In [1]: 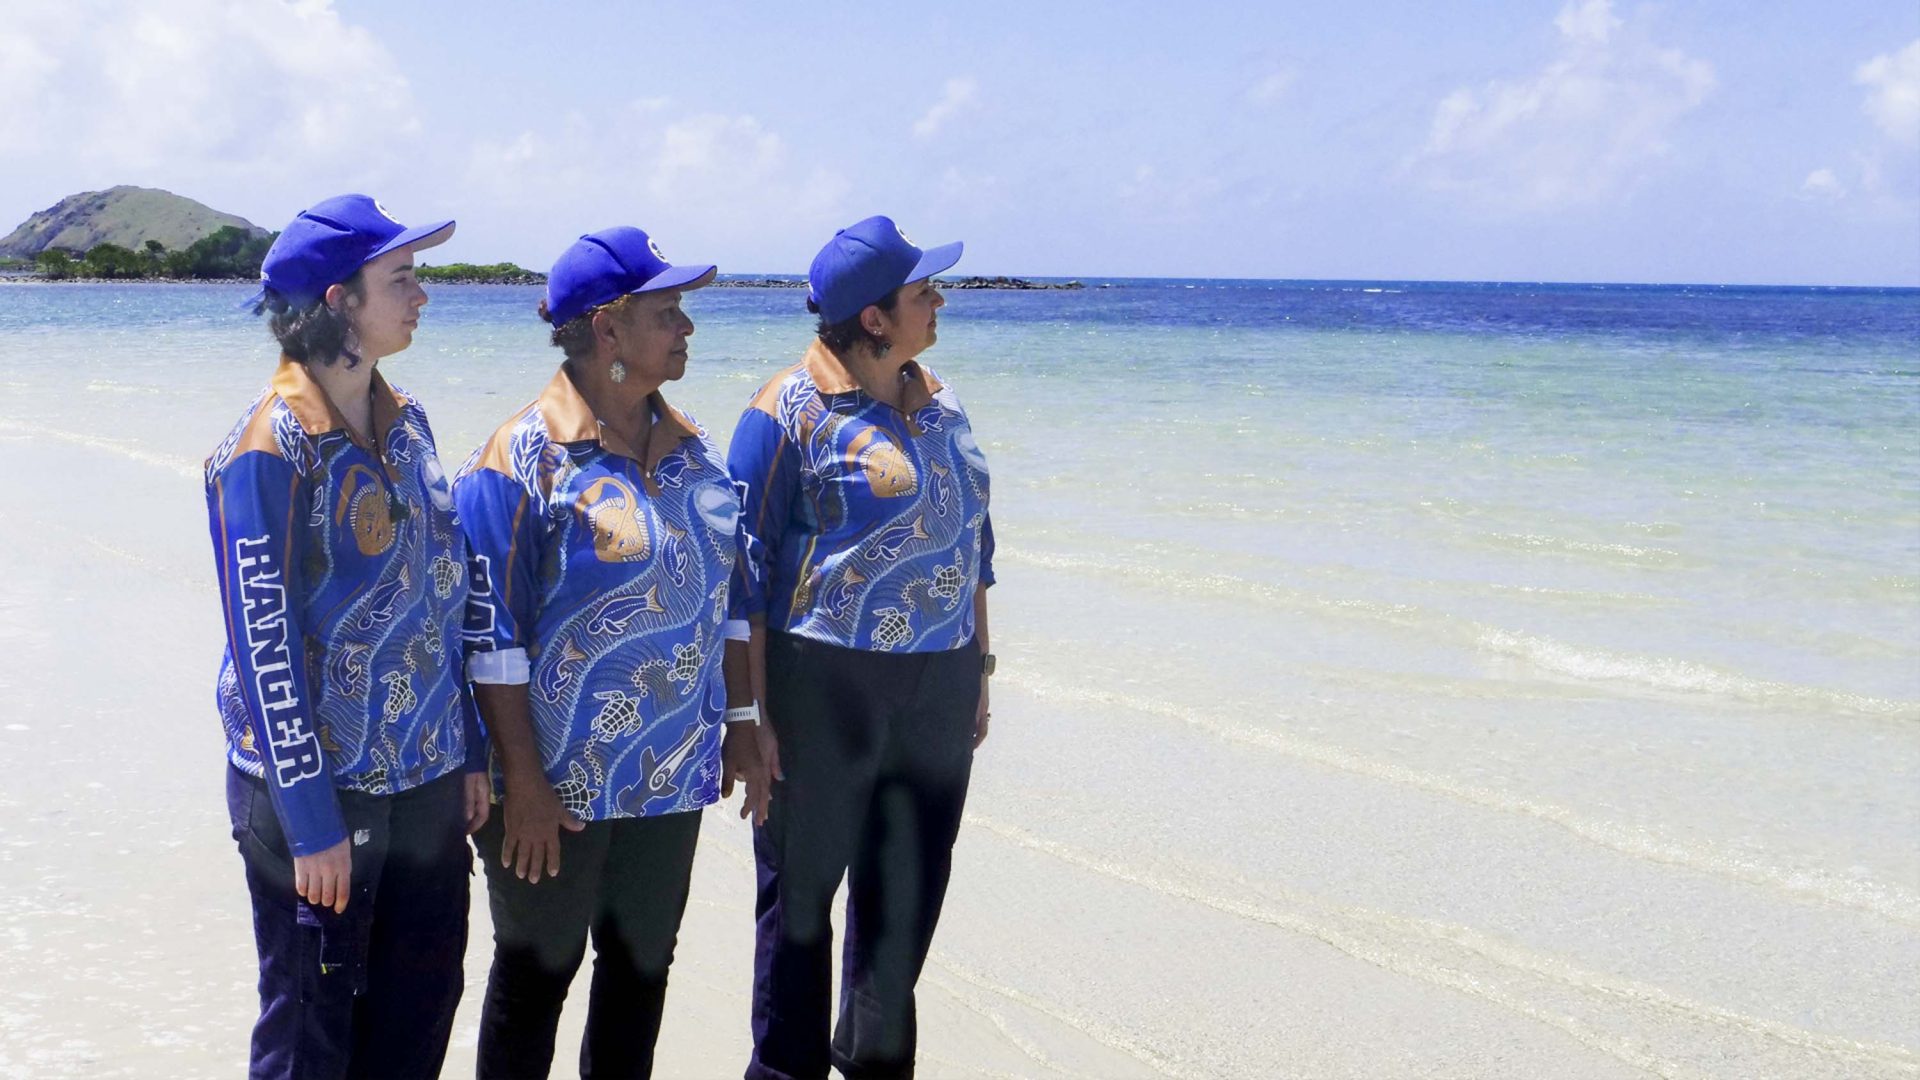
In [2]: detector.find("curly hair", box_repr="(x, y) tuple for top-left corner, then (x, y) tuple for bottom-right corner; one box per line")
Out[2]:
(538, 293), (642, 362)
(255, 272), (367, 367)
(810, 287), (900, 357)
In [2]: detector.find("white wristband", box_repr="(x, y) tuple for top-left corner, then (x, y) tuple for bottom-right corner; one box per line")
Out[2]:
(723, 701), (761, 726)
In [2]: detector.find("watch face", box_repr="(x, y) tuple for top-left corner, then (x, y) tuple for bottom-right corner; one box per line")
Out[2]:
(981, 653), (996, 676)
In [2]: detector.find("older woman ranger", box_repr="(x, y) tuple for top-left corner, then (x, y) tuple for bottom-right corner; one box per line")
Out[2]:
(455, 226), (770, 1078)
(730, 216), (996, 1079)
(205, 194), (489, 1079)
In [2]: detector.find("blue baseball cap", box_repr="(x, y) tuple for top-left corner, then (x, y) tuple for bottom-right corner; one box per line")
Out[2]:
(807, 216), (963, 324)
(544, 227), (718, 327)
(247, 194), (454, 308)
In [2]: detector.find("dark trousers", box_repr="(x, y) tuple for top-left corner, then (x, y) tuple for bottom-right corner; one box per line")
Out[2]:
(227, 765), (471, 1080)
(747, 633), (981, 1080)
(474, 807), (702, 1080)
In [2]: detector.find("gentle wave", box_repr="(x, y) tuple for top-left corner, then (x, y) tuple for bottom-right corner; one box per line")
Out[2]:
(1000, 671), (1920, 925)
(1479, 531), (1691, 568)
(1003, 549), (1920, 720)
(1476, 628), (1920, 718)
(0, 420), (199, 480)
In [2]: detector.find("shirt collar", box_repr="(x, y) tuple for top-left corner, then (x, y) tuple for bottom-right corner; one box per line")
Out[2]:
(270, 355), (407, 449)
(802, 339), (942, 414)
(535, 364), (696, 472)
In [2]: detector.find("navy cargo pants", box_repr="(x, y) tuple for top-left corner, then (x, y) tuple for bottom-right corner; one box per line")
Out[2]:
(227, 765), (471, 1080)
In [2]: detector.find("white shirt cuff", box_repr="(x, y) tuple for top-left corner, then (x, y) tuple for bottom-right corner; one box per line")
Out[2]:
(468, 647), (531, 685)
(721, 618), (751, 642)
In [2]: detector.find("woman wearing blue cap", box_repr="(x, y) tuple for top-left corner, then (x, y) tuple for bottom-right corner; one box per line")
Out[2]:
(205, 194), (488, 1078)
(454, 226), (769, 1078)
(730, 216), (995, 1079)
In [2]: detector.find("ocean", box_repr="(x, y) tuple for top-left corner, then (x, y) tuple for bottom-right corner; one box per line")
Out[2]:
(2, 278), (1917, 1076)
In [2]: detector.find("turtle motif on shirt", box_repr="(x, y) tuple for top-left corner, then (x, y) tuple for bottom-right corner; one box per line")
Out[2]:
(429, 554), (462, 599)
(554, 760), (599, 820)
(381, 668), (416, 725)
(928, 561), (965, 607)
(871, 607), (913, 651)
(667, 642), (700, 689)
(590, 690), (646, 743)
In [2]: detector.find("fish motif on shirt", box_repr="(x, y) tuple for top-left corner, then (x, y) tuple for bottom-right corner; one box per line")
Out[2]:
(821, 565), (868, 619)
(355, 567), (411, 630)
(536, 639), (590, 704)
(651, 449), (699, 490)
(585, 586), (665, 636)
(638, 720), (705, 801)
(577, 476), (650, 563)
(847, 427), (918, 498)
(864, 515), (930, 562)
(659, 523), (689, 588)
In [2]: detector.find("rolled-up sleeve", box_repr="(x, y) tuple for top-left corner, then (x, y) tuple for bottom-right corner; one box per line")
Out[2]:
(454, 466), (539, 686)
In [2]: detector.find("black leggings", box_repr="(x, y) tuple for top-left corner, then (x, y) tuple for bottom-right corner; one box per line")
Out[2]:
(748, 632), (981, 1080)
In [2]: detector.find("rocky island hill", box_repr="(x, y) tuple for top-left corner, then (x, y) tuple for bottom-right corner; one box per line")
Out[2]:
(0, 187), (1083, 291)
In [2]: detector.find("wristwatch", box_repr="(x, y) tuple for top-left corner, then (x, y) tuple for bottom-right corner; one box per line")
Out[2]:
(980, 653), (996, 677)
(723, 701), (762, 726)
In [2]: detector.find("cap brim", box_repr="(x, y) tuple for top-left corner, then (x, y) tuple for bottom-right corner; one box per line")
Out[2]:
(906, 240), (963, 284)
(367, 219), (457, 264)
(639, 263), (718, 293)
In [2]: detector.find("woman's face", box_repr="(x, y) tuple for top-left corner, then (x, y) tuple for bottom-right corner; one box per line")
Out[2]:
(609, 289), (696, 386)
(341, 247), (429, 360)
(875, 278), (945, 361)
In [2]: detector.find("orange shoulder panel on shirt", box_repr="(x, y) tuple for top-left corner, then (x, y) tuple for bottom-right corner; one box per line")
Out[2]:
(473, 403), (538, 477)
(749, 361), (808, 417)
(230, 391), (291, 460)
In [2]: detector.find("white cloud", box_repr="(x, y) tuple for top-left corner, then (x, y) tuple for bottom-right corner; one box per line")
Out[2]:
(1856, 39), (1920, 145)
(912, 78), (979, 140)
(1800, 168), (1846, 201)
(0, 0), (418, 199)
(464, 104), (849, 267)
(1246, 71), (1296, 108)
(1409, 0), (1714, 209)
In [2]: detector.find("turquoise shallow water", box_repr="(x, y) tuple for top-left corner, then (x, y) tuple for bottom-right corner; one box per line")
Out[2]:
(5, 279), (1913, 702)
(3, 280), (1920, 1075)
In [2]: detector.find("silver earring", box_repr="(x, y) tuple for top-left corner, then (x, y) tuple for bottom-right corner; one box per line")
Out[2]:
(609, 360), (627, 383)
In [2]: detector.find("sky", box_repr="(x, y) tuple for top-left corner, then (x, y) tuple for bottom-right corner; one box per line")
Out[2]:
(1, 0), (1916, 285)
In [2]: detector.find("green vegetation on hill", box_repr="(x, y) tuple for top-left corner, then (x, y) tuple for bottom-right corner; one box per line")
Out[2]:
(33, 226), (276, 280)
(416, 262), (544, 283)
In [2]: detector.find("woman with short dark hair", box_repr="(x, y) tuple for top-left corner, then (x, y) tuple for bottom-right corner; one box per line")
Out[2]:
(206, 194), (489, 1078)
(730, 215), (996, 1079)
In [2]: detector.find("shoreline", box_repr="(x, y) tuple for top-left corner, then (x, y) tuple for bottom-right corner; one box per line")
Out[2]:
(0, 274), (1088, 289)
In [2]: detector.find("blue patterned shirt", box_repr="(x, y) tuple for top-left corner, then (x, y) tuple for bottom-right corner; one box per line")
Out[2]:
(205, 359), (477, 857)
(729, 340), (994, 652)
(454, 368), (743, 821)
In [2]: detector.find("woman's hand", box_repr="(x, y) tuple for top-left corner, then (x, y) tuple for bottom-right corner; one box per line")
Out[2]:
(721, 722), (773, 825)
(293, 837), (353, 914)
(463, 771), (492, 834)
(500, 772), (585, 884)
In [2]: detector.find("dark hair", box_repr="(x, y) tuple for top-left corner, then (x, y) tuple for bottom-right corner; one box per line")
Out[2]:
(256, 272), (366, 367)
(538, 293), (639, 363)
(809, 287), (899, 356)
